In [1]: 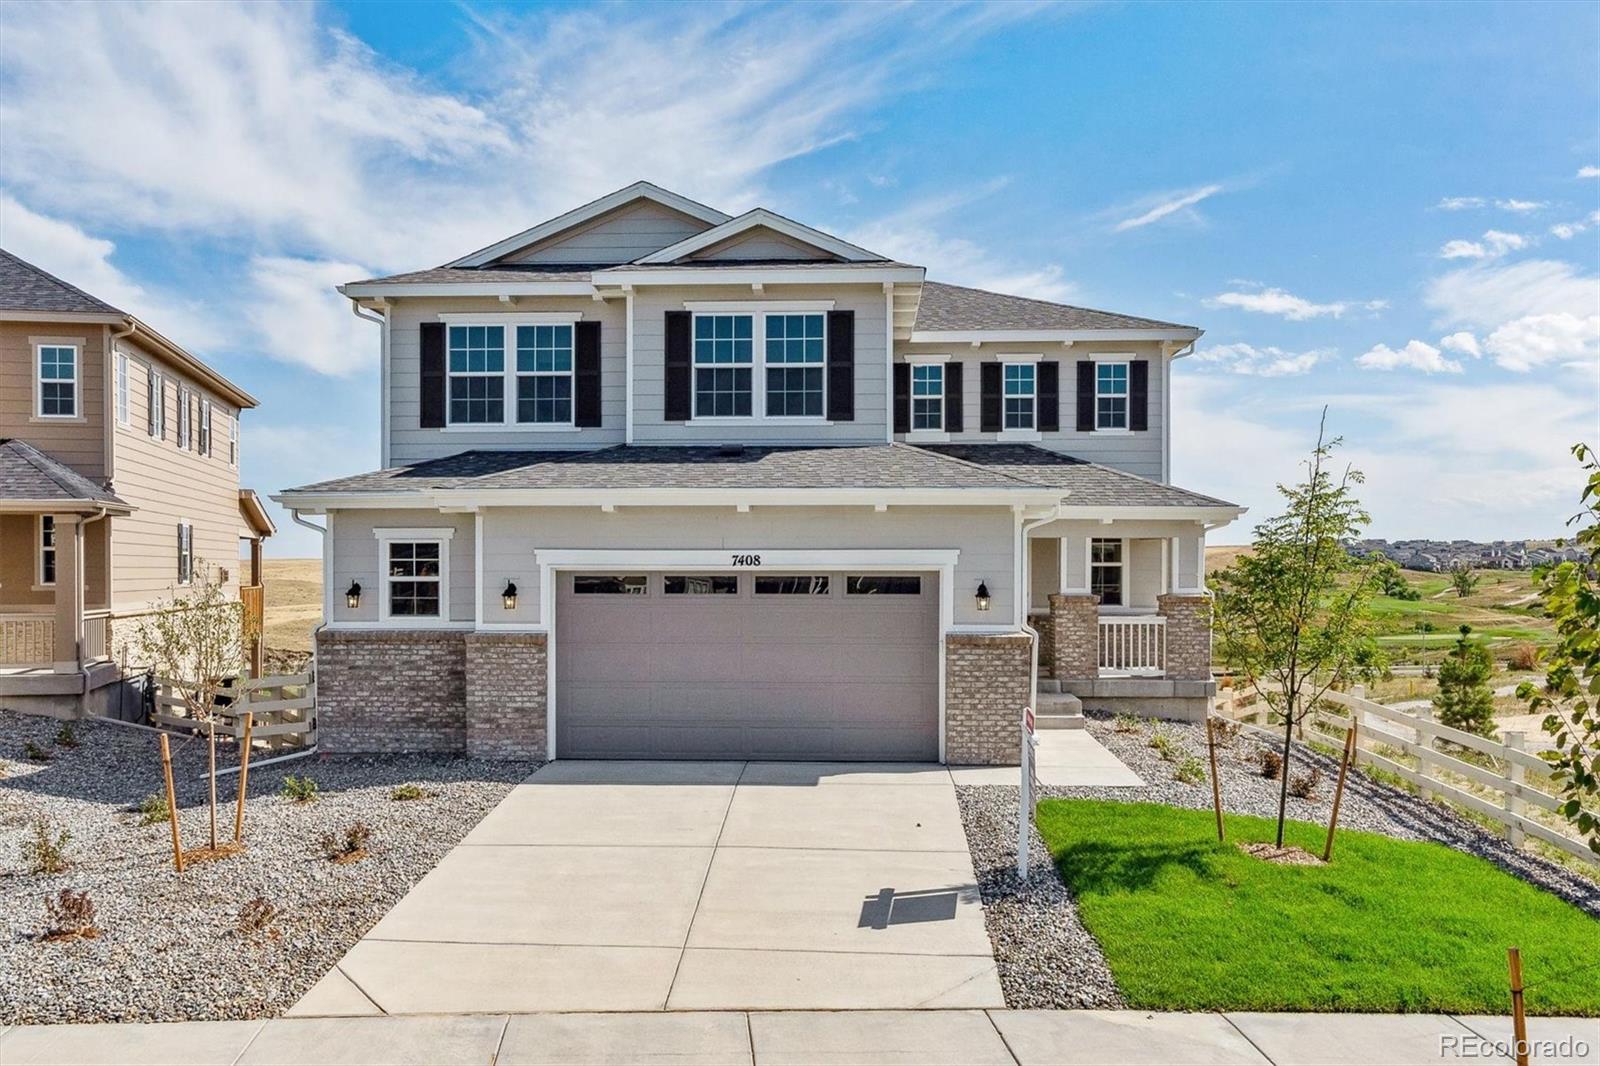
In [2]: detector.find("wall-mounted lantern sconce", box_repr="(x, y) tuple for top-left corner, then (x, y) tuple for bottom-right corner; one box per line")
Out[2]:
(975, 581), (992, 612)
(345, 581), (362, 609)
(502, 580), (518, 610)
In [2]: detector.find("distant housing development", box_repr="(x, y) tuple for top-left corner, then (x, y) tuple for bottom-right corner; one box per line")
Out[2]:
(1350, 538), (1586, 572)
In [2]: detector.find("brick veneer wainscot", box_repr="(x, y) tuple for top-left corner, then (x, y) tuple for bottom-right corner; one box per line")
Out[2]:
(315, 629), (466, 753)
(1047, 593), (1099, 680)
(1030, 611), (1056, 677)
(464, 631), (548, 759)
(1157, 593), (1212, 680)
(944, 632), (1033, 765)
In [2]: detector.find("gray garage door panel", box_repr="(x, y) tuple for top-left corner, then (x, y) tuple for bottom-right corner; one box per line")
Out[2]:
(556, 572), (939, 760)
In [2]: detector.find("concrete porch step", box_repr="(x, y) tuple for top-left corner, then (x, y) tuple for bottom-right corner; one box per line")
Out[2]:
(1035, 691), (1085, 729)
(1036, 713), (1086, 730)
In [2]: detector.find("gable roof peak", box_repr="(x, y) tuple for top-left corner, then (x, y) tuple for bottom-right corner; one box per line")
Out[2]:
(632, 206), (886, 265)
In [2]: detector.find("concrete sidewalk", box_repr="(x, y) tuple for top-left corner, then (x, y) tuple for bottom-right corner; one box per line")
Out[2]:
(3, 1009), (1596, 1065)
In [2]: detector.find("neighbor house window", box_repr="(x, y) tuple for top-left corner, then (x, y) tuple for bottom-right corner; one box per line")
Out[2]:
(177, 385), (192, 449)
(515, 324), (573, 424)
(1096, 362), (1130, 430)
(573, 574), (647, 595)
(693, 313), (753, 417)
(1003, 363), (1035, 430)
(847, 575), (922, 595)
(385, 541), (442, 617)
(36, 344), (78, 417)
(448, 325), (506, 424)
(229, 413), (239, 466)
(147, 369), (165, 439)
(755, 575), (830, 595)
(38, 516), (56, 586)
(911, 364), (944, 430)
(764, 313), (824, 417)
(664, 575), (738, 594)
(198, 399), (213, 456)
(1091, 538), (1123, 606)
(177, 522), (194, 585)
(116, 353), (130, 426)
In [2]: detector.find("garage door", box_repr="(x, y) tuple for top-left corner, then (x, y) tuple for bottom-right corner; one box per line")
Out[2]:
(555, 571), (939, 760)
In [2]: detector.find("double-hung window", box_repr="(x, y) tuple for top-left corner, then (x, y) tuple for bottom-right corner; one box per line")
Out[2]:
(385, 541), (443, 617)
(36, 344), (78, 418)
(177, 522), (194, 585)
(147, 369), (165, 439)
(912, 364), (944, 430)
(1003, 363), (1036, 430)
(1095, 362), (1130, 430)
(229, 413), (239, 465)
(448, 325), (506, 424)
(693, 314), (753, 417)
(764, 313), (825, 417)
(198, 399), (213, 456)
(1091, 538), (1124, 607)
(515, 324), (573, 424)
(116, 353), (130, 426)
(38, 516), (56, 586)
(177, 385), (193, 449)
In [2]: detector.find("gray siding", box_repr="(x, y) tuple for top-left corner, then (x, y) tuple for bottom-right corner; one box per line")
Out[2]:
(894, 340), (1169, 481)
(327, 509), (477, 626)
(631, 284), (889, 445)
(501, 200), (712, 265)
(688, 227), (833, 261)
(387, 296), (627, 464)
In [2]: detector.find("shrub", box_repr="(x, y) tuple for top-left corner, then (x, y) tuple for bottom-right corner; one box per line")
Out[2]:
(281, 775), (319, 804)
(1507, 643), (1538, 672)
(137, 794), (170, 826)
(1210, 718), (1241, 747)
(1258, 748), (1283, 780)
(42, 889), (98, 940)
(23, 740), (51, 763)
(22, 817), (71, 875)
(1174, 756), (1207, 785)
(1289, 766), (1323, 799)
(53, 723), (79, 749)
(237, 895), (280, 937)
(389, 784), (427, 802)
(1148, 730), (1181, 762)
(1113, 713), (1143, 734)
(320, 822), (372, 863)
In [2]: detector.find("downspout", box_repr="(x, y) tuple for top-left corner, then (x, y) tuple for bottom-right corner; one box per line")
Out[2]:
(1019, 501), (1067, 716)
(291, 508), (330, 645)
(349, 299), (388, 467)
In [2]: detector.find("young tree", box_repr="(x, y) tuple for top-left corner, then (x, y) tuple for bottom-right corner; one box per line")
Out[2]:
(1214, 414), (1384, 847)
(1434, 624), (1496, 737)
(1519, 444), (1600, 854)
(1449, 562), (1480, 598)
(1369, 554), (1421, 600)
(129, 560), (251, 852)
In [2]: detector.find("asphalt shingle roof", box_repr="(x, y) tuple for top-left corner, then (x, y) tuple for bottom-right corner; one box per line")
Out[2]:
(912, 280), (1194, 332)
(0, 440), (129, 508)
(283, 443), (1236, 510)
(0, 249), (124, 315)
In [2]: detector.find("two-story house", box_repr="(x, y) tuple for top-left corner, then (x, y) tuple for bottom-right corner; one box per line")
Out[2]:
(275, 182), (1242, 765)
(0, 249), (274, 717)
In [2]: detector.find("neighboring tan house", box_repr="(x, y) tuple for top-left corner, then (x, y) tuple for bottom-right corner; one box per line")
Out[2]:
(276, 182), (1243, 765)
(0, 249), (274, 716)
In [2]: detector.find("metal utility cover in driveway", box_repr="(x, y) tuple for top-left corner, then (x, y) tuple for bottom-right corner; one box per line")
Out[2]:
(555, 571), (939, 760)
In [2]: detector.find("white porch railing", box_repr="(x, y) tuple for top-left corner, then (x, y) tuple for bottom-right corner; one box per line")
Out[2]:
(1098, 615), (1166, 677)
(84, 610), (111, 663)
(0, 614), (54, 667)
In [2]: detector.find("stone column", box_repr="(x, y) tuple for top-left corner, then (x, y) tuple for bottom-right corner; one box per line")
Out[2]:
(51, 514), (83, 673)
(1047, 593), (1099, 681)
(944, 632), (1033, 765)
(1158, 593), (1212, 680)
(464, 631), (548, 760)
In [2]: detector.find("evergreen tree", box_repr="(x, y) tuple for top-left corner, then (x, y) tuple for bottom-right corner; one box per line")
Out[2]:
(1434, 624), (1496, 736)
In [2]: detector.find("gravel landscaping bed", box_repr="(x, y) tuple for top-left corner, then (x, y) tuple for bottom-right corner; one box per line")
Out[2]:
(0, 712), (535, 1025)
(957, 709), (1600, 1010)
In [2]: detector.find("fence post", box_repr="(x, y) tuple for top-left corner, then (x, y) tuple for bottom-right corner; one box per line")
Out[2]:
(1504, 731), (1526, 850)
(1413, 703), (1436, 803)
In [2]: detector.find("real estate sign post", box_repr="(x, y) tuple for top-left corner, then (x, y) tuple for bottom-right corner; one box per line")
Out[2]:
(1018, 705), (1037, 879)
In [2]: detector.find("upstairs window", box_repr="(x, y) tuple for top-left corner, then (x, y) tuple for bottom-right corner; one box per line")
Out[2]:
(198, 399), (213, 456)
(448, 325), (506, 424)
(147, 369), (166, 439)
(116, 353), (130, 426)
(911, 364), (944, 430)
(36, 344), (77, 418)
(39, 516), (56, 586)
(1091, 538), (1123, 606)
(764, 313), (824, 417)
(229, 412), (239, 465)
(693, 314), (753, 417)
(1095, 362), (1129, 430)
(177, 522), (194, 585)
(177, 385), (193, 449)
(1003, 363), (1036, 430)
(515, 324), (573, 425)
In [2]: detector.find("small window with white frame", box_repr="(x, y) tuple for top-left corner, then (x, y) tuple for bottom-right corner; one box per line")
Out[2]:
(1090, 538), (1123, 606)
(911, 363), (944, 430)
(198, 399), (212, 456)
(177, 522), (194, 585)
(1095, 361), (1130, 430)
(448, 325), (506, 424)
(38, 516), (56, 586)
(116, 352), (130, 426)
(36, 343), (78, 418)
(1003, 363), (1035, 430)
(376, 531), (452, 620)
(177, 385), (192, 449)
(515, 324), (573, 424)
(147, 368), (165, 439)
(693, 313), (754, 417)
(229, 411), (239, 466)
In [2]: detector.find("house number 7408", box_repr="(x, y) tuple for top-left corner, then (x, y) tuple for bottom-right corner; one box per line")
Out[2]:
(730, 554), (762, 567)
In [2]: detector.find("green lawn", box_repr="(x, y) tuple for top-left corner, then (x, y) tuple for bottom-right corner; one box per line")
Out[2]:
(1037, 800), (1600, 1015)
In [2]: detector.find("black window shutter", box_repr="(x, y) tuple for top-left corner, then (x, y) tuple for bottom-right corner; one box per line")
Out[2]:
(664, 311), (692, 422)
(574, 321), (602, 427)
(1037, 360), (1060, 432)
(1075, 360), (1095, 432)
(827, 310), (854, 421)
(943, 362), (963, 433)
(980, 362), (1002, 433)
(1130, 360), (1150, 431)
(420, 322), (446, 429)
(892, 363), (910, 434)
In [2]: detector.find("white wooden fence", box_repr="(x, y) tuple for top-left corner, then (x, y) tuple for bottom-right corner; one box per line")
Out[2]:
(153, 672), (316, 751)
(1098, 616), (1166, 677)
(1217, 686), (1598, 868)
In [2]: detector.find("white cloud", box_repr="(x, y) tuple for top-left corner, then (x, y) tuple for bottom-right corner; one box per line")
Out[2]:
(1426, 259), (1600, 373)
(1191, 342), (1327, 377)
(242, 256), (379, 376)
(1207, 287), (1347, 320)
(1549, 209), (1600, 240)
(1496, 199), (1547, 213)
(1482, 312), (1600, 373)
(1355, 340), (1462, 374)
(1438, 229), (1528, 260)
(1437, 196), (1486, 210)
(1112, 183), (1224, 232)
(1439, 331), (1482, 358)
(1580, 166), (1600, 179)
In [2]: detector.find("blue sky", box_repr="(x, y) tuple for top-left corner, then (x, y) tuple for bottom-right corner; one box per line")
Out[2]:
(1, 0), (1596, 556)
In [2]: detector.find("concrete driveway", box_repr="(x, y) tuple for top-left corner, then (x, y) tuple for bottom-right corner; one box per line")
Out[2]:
(293, 761), (1003, 1015)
